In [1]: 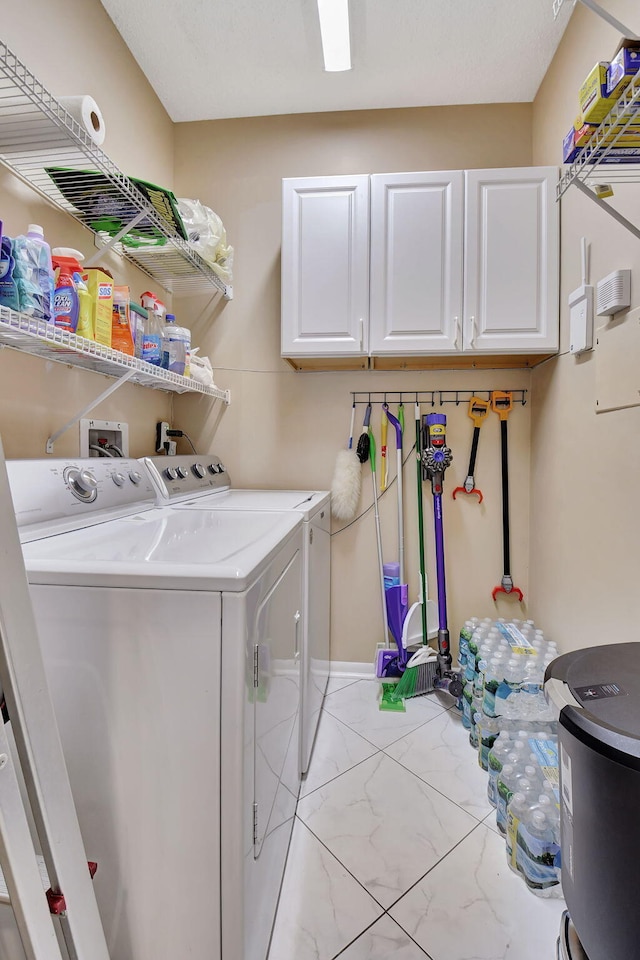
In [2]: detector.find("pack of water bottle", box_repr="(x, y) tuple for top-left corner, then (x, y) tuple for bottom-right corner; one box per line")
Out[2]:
(457, 617), (562, 898)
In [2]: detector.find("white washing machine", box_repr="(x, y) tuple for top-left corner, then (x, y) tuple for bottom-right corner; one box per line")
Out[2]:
(5, 457), (304, 960)
(143, 454), (330, 776)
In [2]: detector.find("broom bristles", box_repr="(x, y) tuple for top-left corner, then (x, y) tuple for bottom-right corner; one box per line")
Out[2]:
(391, 660), (437, 701)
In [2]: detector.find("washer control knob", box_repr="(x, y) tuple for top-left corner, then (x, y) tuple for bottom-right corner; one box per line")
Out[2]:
(129, 471), (142, 485)
(112, 472), (126, 487)
(218, 463), (226, 474)
(66, 467), (98, 502)
(207, 463), (217, 475)
(164, 467), (178, 481)
(176, 466), (189, 479)
(192, 463), (206, 479)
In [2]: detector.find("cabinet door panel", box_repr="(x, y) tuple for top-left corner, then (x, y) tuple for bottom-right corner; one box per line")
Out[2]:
(282, 176), (369, 356)
(464, 167), (559, 353)
(370, 172), (463, 354)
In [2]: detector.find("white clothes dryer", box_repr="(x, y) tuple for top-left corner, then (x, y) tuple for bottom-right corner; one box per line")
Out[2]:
(6, 457), (303, 960)
(143, 454), (330, 775)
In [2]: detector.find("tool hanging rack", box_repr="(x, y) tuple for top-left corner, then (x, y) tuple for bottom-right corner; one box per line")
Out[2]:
(351, 390), (527, 407)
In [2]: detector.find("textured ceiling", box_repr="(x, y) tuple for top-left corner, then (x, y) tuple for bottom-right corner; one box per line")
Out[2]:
(100, 0), (571, 122)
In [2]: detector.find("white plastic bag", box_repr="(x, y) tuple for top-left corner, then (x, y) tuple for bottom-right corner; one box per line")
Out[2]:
(177, 198), (234, 283)
(189, 348), (215, 388)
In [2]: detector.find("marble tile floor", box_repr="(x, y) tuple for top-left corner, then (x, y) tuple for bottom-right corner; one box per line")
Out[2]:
(268, 679), (564, 960)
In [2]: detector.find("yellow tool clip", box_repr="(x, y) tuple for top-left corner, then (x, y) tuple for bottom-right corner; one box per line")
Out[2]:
(491, 390), (513, 421)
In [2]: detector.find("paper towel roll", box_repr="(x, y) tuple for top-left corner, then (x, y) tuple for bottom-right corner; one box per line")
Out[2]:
(58, 95), (106, 147)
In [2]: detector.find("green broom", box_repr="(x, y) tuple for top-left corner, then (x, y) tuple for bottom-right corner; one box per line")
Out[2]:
(390, 402), (437, 701)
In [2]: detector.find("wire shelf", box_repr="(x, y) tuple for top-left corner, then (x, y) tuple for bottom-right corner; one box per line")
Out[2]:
(0, 306), (230, 403)
(558, 71), (640, 198)
(0, 41), (232, 299)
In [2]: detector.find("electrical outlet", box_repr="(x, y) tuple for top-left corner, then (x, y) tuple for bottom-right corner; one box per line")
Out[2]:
(156, 421), (170, 453)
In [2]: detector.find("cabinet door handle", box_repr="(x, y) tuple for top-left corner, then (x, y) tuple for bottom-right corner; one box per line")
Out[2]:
(359, 318), (364, 350)
(469, 315), (477, 349)
(453, 316), (460, 351)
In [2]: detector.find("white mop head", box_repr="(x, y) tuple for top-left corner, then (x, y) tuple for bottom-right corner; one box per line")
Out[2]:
(331, 449), (361, 520)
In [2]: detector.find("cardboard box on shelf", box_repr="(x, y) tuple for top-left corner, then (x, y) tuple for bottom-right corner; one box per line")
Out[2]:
(606, 41), (640, 98)
(574, 119), (595, 146)
(83, 269), (113, 349)
(580, 61), (619, 124)
(590, 147), (640, 164)
(563, 128), (579, 163)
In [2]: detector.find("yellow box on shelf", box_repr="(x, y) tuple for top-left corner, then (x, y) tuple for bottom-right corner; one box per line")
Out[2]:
(83, 269), (113, 349)
(580, 62), (619, 124)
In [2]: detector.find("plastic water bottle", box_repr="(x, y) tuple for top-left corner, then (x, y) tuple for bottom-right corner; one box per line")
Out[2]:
(506, 786), (539, 873)
(477, 713), (501, 771)
(482, 654), (506, 718)
(461, 680), (473, 730)
(469, 697), (483, 750)
(516, 806), (562, 897)
(487, 732), (512, 807)
(162, 313), (191, 377)
(496, 759), (539, 835)
(457, 620), (475, 669)
(465, 632), (480, 683)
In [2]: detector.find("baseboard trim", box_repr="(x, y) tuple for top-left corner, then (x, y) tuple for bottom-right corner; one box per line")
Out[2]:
(329, 661), (376, 681)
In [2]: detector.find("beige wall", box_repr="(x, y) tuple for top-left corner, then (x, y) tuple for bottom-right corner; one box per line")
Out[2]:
(174, 105), (536, 662)
(0, 0), (176, 459)
(531, 0), (640, 650)
(1, 3), (575, 664)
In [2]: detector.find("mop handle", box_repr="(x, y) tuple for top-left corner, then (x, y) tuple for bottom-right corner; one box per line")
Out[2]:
(385, 407), (404, 584)
(433, 492), (448, 632)
(415, 403), (428, 645)
(500, 419), (510, 576)
(347, 401), (356, 449)
(369, 430), (389, 644)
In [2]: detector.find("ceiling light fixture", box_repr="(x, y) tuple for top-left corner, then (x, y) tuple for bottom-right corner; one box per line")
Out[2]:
(317, 0), (352, 72)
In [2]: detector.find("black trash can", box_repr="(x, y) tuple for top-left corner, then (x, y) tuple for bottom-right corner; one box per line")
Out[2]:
(545, 642), (640, 960)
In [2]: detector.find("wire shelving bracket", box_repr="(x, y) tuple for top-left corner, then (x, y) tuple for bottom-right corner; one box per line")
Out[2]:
(552, 0), (638, 39)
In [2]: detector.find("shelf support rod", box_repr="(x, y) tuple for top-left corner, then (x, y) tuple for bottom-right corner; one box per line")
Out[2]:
(553, 0), (638, 38)
(46, 370), (137, 454)
(573, 179), (640, 241)
(84, 210), (149, 268)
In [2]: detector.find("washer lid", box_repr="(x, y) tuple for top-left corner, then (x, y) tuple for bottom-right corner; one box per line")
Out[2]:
(175, 489), (330, 520)
(21, 507), (302, 591)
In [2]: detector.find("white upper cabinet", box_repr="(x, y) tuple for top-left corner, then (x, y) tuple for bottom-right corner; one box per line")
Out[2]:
(281, 167), (559, 363)
(369, 172), (464, 354)
(281, 176), (370, 357)
(464, 167), (559, 353)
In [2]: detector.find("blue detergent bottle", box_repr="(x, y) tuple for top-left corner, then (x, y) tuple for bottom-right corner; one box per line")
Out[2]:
(0, 221), (21, 312)
(14, 224), (54, 321)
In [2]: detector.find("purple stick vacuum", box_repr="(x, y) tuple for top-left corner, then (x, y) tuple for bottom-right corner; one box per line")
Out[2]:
(422, 414), (462, 697)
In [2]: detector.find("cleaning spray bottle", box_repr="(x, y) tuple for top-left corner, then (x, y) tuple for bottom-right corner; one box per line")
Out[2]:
(112, 286), (135, 356)
(140, 291), (163, 366)
(51, 248), (85, 333)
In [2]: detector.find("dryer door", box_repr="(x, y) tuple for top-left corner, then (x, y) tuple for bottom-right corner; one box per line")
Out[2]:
(253, 547), (302, 856)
